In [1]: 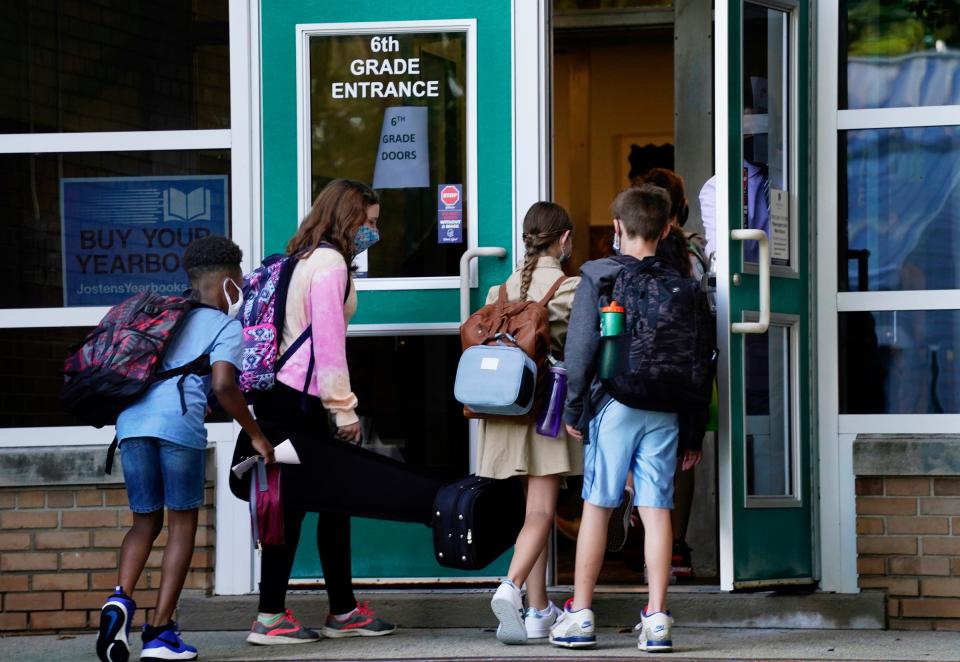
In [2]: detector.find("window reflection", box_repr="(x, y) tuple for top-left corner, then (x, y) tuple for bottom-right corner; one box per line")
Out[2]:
(745, 326), (794, 497)
(0, 150), (231, 309)
(840, 126), (960, 292)
(742, 3), (789, 266)
(842, 1), (960, 109)
(840, 310), (960, 414)
(0, 0), (230, 132)
(309, 31), (467, 279)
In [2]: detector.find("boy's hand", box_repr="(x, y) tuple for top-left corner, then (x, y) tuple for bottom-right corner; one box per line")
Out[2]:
(565, 423), (584, 441)
(681, 449), (703, 471)
(251, 435), (275, 464)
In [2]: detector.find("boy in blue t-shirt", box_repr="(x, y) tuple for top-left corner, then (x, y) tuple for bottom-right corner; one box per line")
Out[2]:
(97, 236), (275, 662)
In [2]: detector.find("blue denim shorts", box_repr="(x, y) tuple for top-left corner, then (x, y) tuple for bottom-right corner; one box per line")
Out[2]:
(582, 400), (678, 509)
(119, 437), (206, 512)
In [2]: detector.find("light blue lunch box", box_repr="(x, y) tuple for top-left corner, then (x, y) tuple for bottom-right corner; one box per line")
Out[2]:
(454, 344), (537, 416)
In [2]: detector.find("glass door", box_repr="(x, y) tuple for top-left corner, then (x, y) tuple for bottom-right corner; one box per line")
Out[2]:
(259, 0), (523, 581)
(716, 0), (815, 589)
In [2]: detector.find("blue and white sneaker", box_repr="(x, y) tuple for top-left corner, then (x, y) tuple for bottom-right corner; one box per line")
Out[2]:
(140, 622), (198, 661)
(549, 598), (596, 649)
(636, 609), (673, 653)
(96, 586), (136, 662)
(524, 601), (561, 639)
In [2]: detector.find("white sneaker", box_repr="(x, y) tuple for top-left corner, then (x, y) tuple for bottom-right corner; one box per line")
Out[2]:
(549, 600), (596, 649)
(637, 609), (674, 652)
(524, 601), (561, 639)
(490, 580), (526, 645)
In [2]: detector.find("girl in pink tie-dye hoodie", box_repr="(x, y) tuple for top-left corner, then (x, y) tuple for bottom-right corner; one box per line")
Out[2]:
(245, 180), (407, 646)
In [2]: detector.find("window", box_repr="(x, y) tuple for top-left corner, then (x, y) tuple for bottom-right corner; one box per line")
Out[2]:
(0, 0), (247, 433)
(840, 309), (960, 414)
(841, 0), (960, 109)
(0, 0), (229, 133)
(742, 2), (793, 269)
(0, 150), (231, 309)
(840, 126), (960, 292)
(304, 24), (474, 281)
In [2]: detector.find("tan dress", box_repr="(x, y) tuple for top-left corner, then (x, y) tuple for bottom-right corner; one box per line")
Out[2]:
(475, 256), (584, 479)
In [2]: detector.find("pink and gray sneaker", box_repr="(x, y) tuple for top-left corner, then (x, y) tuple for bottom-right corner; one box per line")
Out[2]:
(246, 609), (321, 645)
(321, 602), (396, 638)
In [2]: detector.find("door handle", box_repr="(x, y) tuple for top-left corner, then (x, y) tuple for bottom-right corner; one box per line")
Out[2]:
(459, 247), (507, 323)
(730, 229), (770, 334)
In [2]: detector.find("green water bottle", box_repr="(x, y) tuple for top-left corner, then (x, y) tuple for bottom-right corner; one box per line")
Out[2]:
(599, 300), (626, 379)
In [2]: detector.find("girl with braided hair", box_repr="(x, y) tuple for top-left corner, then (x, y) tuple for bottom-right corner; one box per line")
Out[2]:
(482, 202), (583, 645)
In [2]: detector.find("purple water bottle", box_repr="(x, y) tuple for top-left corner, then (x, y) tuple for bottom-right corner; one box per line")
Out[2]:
(536, 364), (568, 438)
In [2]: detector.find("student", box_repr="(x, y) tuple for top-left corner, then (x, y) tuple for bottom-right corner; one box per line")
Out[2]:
(552, 185), (683, 652)
(604, 169), (707, 580)
(482, 202), (582, 644)
(246, 179), (400, 645)
(97, 235), (275, 662)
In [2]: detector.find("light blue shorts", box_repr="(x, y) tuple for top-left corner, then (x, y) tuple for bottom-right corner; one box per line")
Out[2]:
(582, 400), (678, 509)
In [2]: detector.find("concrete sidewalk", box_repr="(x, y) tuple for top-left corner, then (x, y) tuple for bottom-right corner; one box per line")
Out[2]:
(2, 627), (958, 661)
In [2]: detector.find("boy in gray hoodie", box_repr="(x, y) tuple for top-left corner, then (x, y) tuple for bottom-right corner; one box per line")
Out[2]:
(551, 185), (680, 653)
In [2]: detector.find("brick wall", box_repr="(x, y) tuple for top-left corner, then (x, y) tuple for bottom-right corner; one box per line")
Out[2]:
(0, 484), (214, 633)
(855, 476), (960, 631)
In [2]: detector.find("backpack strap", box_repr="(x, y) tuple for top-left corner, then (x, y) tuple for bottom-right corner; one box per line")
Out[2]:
(537, 276), (569, 306)
(104, 436), (118, 475)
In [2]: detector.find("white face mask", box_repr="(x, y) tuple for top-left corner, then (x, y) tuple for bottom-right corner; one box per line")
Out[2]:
(223, 279), (244, 318)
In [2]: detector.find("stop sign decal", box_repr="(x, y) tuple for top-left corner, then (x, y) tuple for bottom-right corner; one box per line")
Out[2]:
(438, 184), (462, 210)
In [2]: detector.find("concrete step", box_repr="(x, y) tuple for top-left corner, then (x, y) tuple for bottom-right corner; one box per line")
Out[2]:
(180, 587), (885, 631)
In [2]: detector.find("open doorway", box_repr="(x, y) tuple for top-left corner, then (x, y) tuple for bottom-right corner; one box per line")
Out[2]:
(551, 0), (720, 585)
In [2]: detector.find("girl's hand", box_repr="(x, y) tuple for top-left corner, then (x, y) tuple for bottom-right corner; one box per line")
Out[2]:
(681, 450), (703, 471)
(565, 423), (584, 442)
(336, 422), (362, 444)
(251, 435), (275, 464)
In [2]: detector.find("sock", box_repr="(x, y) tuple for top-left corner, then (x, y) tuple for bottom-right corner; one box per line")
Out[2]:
(142, 621), (173, 643)
(334, 607), (357, 622)
(257, 612), (284, 626)
(532, 602), (553, 617)
(502, 579), (519, 590)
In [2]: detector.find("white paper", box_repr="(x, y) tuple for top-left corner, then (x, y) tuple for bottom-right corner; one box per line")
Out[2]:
(273, 439), (301, 465)
(372, 106), (429, 189)
(769, 188), (790, 265)
(231, 439), (300, 478)
(231, 455), (258, 479)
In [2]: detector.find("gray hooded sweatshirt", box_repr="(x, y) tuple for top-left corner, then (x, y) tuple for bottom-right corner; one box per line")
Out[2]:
(562, 256), (628, 432)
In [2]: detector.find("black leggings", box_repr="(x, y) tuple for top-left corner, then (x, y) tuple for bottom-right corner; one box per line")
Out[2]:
(258, 506), (355, 615)
(239, 383), (441, 614)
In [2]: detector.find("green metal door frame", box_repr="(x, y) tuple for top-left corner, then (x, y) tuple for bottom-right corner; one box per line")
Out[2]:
(715, 0), (816, 590)
(258, 0), (551, 582)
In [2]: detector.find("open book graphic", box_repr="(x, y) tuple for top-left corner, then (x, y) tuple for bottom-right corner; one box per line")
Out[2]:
(164, 187), (211, 222)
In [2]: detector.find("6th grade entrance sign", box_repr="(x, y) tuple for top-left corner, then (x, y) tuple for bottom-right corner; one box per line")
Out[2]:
(61, 176), (228, 306)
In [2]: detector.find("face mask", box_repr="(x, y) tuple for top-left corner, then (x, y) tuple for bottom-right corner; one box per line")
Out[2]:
(223, 279), (244, 318)
(353, 225), (380, 254)
(612, 232), (621, 255)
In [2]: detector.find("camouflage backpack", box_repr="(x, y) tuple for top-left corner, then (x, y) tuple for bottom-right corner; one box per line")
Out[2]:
(602, 255), (716, 413)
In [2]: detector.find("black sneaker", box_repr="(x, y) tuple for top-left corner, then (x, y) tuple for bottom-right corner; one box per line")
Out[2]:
(96, 587), (136, 662)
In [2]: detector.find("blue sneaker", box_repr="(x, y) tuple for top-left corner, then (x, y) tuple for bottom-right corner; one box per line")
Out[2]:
(96, 586), (136, 662)
(141, 622), (198, 661)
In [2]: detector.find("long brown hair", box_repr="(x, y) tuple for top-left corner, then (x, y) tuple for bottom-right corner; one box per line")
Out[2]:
(519, 202), (573, 300)
(287, 179), (380, 264)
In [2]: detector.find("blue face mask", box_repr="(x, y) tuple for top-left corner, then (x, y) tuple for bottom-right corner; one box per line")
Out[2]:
(353, 225), (380, 254)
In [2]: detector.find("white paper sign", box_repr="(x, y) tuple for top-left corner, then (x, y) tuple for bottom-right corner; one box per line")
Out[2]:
(372, 106), (429, 189)
(769, 188), (790, 265)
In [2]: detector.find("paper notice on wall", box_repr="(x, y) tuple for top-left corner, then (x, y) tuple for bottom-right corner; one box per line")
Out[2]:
(770, 188), (790, 266)
(372, 106), (429, 189)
